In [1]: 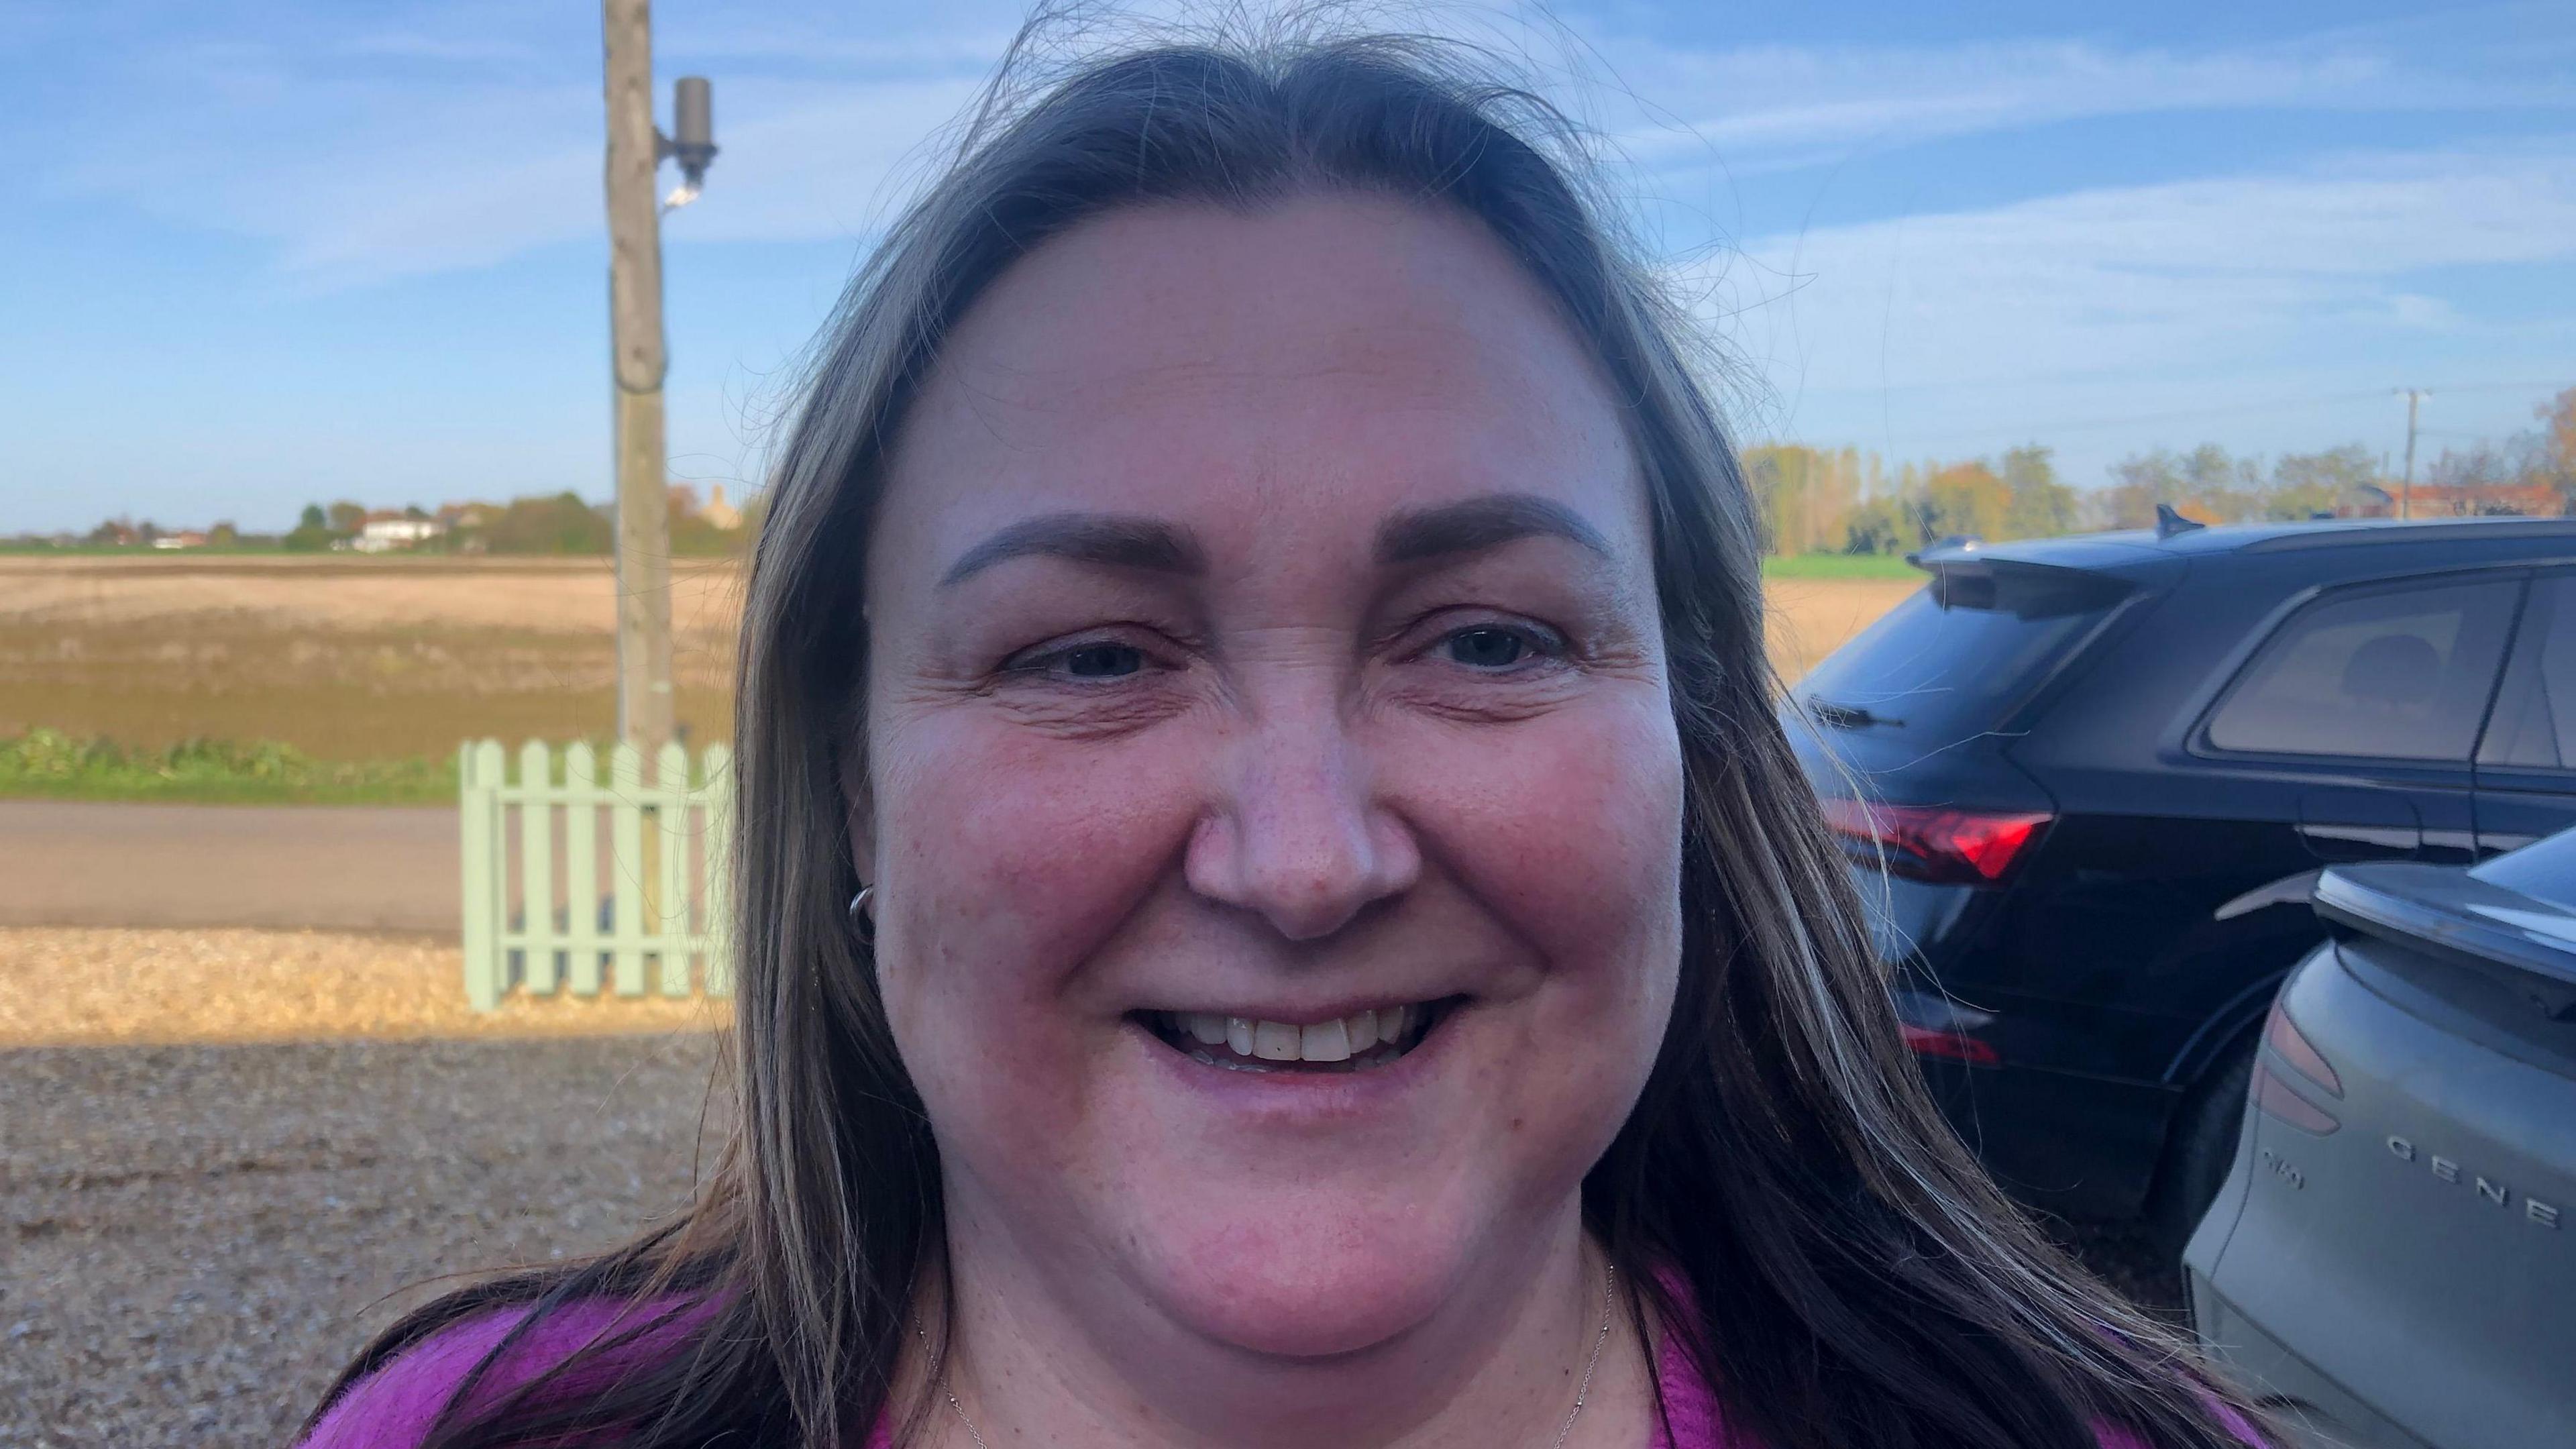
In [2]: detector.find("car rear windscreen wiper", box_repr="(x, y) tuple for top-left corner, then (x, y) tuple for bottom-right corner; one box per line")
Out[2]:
(1808, 697), (1903, 730)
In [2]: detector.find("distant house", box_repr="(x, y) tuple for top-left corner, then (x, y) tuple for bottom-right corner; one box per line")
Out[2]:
(698, 484), (743, 531)
(354, 512), (447, 553)
(2337, 480), (2563, 519)
(2417, 480), (2564, 517)
(151, 530), (209, 550)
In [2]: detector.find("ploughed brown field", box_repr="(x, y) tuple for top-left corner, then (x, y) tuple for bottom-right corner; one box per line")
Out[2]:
(0, 555), (744, 759)
(0, 554), (1915, 757)
(1762, 574), (1920, 683)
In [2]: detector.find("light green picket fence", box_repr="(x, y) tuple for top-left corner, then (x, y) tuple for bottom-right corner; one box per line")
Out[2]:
(457, 739), (733, 1010)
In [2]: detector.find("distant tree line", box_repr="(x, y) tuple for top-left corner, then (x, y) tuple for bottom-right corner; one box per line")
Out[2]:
(271, 486), (759, 556)
(9, 485), (765, 556)
(20, 388), (2571, 558)
(64, 517), (249, 548)
(1749, 385), (2575, 556)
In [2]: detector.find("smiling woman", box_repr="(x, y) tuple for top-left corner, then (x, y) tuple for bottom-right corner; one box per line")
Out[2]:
(295, 18), (2272, 1449)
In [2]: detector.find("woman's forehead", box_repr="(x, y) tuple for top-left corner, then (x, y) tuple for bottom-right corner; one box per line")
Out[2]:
(875, 194), (1647, 574)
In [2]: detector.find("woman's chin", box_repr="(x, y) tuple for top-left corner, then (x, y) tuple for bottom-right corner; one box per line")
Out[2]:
(1134, 1212), (1469, 1359)
(1161, 1269), (1453, 1360)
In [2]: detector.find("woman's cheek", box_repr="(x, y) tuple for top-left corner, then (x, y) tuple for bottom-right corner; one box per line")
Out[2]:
(1399, 692), (1683, 955)
(873, 717), (1200, 1165)
(882, 710), (1205, 991)
(1473, 696), (1685, 1143)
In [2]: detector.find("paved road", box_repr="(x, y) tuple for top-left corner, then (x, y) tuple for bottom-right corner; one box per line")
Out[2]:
(0, 802), (456, 933)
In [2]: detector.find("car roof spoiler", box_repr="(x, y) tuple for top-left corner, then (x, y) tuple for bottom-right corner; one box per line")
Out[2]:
(1904, 535), (1983, 570)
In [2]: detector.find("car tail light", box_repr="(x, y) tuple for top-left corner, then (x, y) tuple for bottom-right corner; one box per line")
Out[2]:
(2262, 998), (2341, 1097)
(2251, 998), (2341, 1134)
(1900, 1023), (2001, 1066)
(1818, 798), (2053, 885)
(2251, 1064), (2339, 1134)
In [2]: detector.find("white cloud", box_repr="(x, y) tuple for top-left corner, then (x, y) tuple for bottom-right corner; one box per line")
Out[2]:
(1708, 142), (2576, 399)
(1589, 36), (2555, 174)
(32, 8), (1009, 288)
(337, 32), (541, 64)
(1688, 141), (2576, 483)
(40, 6), (2576, 288)
(225, 74), (989, 286)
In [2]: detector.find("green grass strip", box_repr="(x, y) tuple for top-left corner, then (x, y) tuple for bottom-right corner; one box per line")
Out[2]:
(1758, 553), (1925, 580)
(0, 729), (457, 806)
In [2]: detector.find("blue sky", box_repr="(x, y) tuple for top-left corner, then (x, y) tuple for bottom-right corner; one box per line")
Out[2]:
(3, 0), (2571, 533)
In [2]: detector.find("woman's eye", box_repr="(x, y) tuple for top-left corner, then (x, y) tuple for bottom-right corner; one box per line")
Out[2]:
(1442, 627), (1534, 669)
(1000, 631), (1173, 684)
(1043, 642), (1146, 679)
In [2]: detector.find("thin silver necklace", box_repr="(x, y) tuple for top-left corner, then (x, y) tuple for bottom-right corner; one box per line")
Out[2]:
(915, 1260), (1617, 1449)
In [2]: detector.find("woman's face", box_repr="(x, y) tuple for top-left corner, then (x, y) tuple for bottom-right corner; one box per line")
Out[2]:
(861, 194), (1684, 1358)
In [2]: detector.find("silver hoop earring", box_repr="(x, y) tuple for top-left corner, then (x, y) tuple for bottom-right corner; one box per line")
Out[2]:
(848, 885), (875, 945)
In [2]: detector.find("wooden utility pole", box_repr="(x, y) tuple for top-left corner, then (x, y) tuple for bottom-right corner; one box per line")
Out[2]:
(2397, 387), (2428, 523)
(603, 0), (674, 752)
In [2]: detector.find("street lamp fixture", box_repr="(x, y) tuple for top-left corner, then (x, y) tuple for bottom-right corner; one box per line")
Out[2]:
(660, 75), (718, 210)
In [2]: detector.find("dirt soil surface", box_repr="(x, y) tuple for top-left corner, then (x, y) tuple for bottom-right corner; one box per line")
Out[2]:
(0, 555), (741, 639)
(1762, 576), (1919, 684)
(0, 555), (741, 760)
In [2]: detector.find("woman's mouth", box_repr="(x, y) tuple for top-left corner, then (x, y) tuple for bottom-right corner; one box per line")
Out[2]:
(1136, 1000), (1454, 1074)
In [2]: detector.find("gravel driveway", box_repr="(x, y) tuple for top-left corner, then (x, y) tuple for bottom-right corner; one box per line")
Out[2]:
(3, 1032), (725, 1448)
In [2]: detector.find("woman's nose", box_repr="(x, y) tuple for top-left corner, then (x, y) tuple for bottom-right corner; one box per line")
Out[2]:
(1183, 717), (1421, 942)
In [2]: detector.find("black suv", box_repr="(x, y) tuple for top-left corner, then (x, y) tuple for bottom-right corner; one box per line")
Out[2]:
(1786, 517), (2576, 1247)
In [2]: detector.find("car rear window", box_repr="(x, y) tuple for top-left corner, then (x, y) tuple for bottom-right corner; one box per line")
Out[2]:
(2204, 577), (2518, 762)
(1796, 561), (2129, 739)
(2471, 826), (2576, 911)
(2479, 574), (2576, 771)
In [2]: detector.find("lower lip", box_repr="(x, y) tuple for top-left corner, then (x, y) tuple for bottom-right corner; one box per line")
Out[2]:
(1130, 1008), (1458, 1121)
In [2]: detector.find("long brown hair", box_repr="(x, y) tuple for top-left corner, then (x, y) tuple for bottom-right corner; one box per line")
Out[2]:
(309, 17), (2275, 1449)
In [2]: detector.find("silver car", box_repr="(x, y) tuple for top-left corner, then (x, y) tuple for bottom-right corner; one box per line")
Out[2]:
(2185, 826), (2576, 1447)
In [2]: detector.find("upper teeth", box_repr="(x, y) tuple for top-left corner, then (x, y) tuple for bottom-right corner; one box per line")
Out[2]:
(1177, 1005), (1415, 1063)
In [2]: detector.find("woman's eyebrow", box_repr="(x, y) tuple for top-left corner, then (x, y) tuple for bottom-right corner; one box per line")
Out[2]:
(938, 512), (1208, 588)
(1373, 494), (1613, 567)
